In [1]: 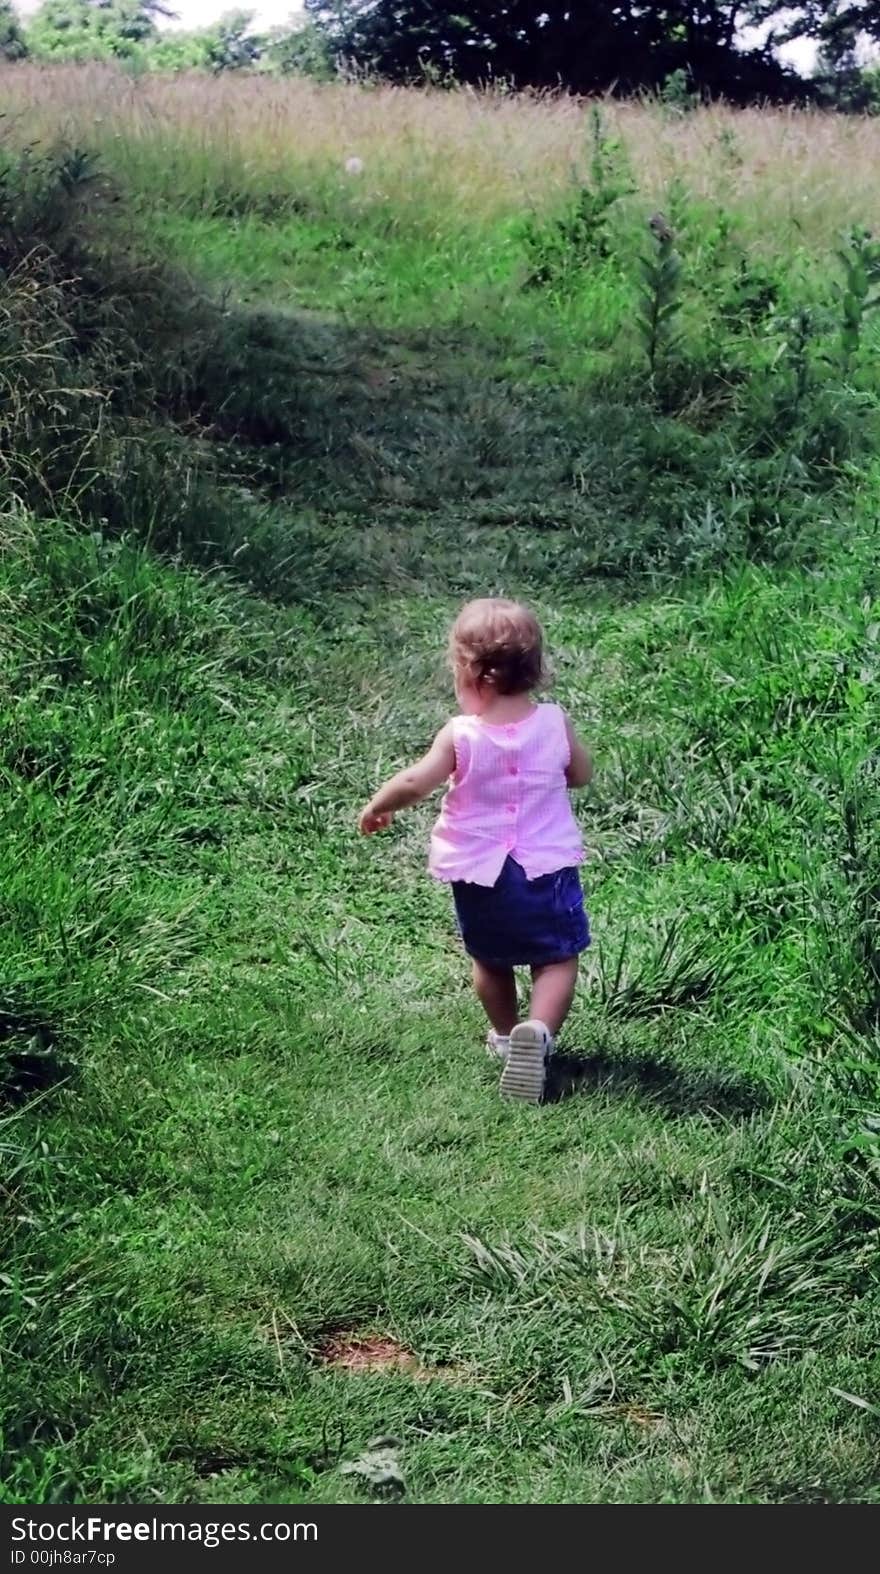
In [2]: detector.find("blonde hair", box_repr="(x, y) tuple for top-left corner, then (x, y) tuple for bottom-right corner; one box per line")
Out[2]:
(449, 598), (547, 696)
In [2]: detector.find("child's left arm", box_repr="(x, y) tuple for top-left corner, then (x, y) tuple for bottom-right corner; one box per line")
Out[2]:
(563, 711), (593, 788)
(359, 723), (456, 834)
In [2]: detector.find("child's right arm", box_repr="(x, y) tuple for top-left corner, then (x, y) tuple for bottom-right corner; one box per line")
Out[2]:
(358, 723), (456, 834)
(563, 712), (593, 788)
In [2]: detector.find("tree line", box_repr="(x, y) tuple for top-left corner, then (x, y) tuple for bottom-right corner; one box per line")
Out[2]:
(6, 1), (880, 107)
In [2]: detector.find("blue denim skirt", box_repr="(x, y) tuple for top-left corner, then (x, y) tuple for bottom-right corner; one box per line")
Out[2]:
(452, 856), (590, 968)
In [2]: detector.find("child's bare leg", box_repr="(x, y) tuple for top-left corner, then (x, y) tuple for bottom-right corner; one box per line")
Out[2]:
(529, 959), (579, 1038)
(473, 960), (518, 1035)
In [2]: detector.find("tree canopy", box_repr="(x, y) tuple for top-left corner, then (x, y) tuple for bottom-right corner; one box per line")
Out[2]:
(24, 0), (330, 73)
(26, 0), (160, 61)
(766, 1), (880, 65)
(303, 1), (807, 100)
(15, 0), (880, 102)
(0, 0), (28, 58)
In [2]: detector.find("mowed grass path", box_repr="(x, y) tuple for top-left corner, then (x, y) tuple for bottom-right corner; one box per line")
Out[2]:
(4, 518), (879, 1504)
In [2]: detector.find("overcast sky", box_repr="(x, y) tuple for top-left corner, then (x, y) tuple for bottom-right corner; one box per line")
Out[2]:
(12, 0), (818, 70)
(14, 0), (301, 21)
(158, 0), (304, 25)
(13, 0), (301, 23)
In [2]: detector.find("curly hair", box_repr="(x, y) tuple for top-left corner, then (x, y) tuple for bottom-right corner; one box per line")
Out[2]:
(449, 598), (547, 696)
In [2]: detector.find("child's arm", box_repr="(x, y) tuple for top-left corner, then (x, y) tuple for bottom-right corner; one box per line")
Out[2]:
(563, 712), (593, 788)
(359, 723), (456, 834)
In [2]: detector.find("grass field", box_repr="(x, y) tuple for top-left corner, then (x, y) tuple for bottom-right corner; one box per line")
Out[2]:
(1, 65), (880, 1504)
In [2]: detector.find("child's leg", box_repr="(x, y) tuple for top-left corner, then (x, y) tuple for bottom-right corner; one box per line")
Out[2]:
(472, 960), (518, 1035)
(500, 959), (577, 1105)
(529, 958), (579, 1038)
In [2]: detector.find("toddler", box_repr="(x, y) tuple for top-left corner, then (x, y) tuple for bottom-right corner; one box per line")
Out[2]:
(358, 598), (592, 1104)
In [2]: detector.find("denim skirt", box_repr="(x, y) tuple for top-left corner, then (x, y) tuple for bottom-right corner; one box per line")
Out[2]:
(452, 856), (590, 968)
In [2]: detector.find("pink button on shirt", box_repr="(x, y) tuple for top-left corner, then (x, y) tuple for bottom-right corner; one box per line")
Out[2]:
(429, 702), (584, 887)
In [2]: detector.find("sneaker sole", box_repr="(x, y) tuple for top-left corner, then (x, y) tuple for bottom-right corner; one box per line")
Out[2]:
(500, 1026), (546, 1104)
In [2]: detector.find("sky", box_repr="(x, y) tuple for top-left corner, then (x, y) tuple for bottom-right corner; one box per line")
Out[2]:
(14, 0), (302, 20)
(157, 0), (304, 26)
(13, 0), (819, 72)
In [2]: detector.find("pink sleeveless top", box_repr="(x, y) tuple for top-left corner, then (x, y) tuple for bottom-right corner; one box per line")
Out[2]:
(429, 703), (584, 887)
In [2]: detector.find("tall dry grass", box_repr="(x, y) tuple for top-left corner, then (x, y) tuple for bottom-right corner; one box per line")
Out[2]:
(5, 62), (880, 247)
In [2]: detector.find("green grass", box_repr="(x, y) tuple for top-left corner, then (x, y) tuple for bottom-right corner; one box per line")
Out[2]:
(2, 70), (880, 1505)
(2, 513), (880, 1504)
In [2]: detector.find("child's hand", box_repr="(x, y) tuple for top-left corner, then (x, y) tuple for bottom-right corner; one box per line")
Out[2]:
(358, 804), (394, 835)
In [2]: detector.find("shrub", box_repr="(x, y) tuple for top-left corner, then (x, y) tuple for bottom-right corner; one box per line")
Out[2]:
(518, 107), (632, 290)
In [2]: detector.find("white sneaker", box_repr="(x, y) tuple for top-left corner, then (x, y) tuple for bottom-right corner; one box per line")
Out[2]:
(500, 1020), (554, 1103)
(486, 1030), (510, 1061)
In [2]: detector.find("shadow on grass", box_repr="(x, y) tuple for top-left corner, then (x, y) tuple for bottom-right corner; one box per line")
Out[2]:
(545, 1044), (770, 1119)
(131, 299), (849, 607)
(0, 1010), (71, 1107)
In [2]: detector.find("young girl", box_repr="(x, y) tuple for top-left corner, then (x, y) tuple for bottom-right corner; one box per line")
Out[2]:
(358, 598), (592, 1104)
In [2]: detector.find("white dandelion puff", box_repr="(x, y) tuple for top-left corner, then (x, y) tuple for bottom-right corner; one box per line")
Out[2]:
(344, 156), (365, 176)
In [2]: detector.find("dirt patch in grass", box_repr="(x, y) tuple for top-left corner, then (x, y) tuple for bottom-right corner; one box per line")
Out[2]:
(315, 1331), (457, 1380)
(608, 1402), (665, 1429)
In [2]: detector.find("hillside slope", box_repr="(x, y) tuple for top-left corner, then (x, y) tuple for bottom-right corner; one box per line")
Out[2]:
(2, 70), (879, 1504)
